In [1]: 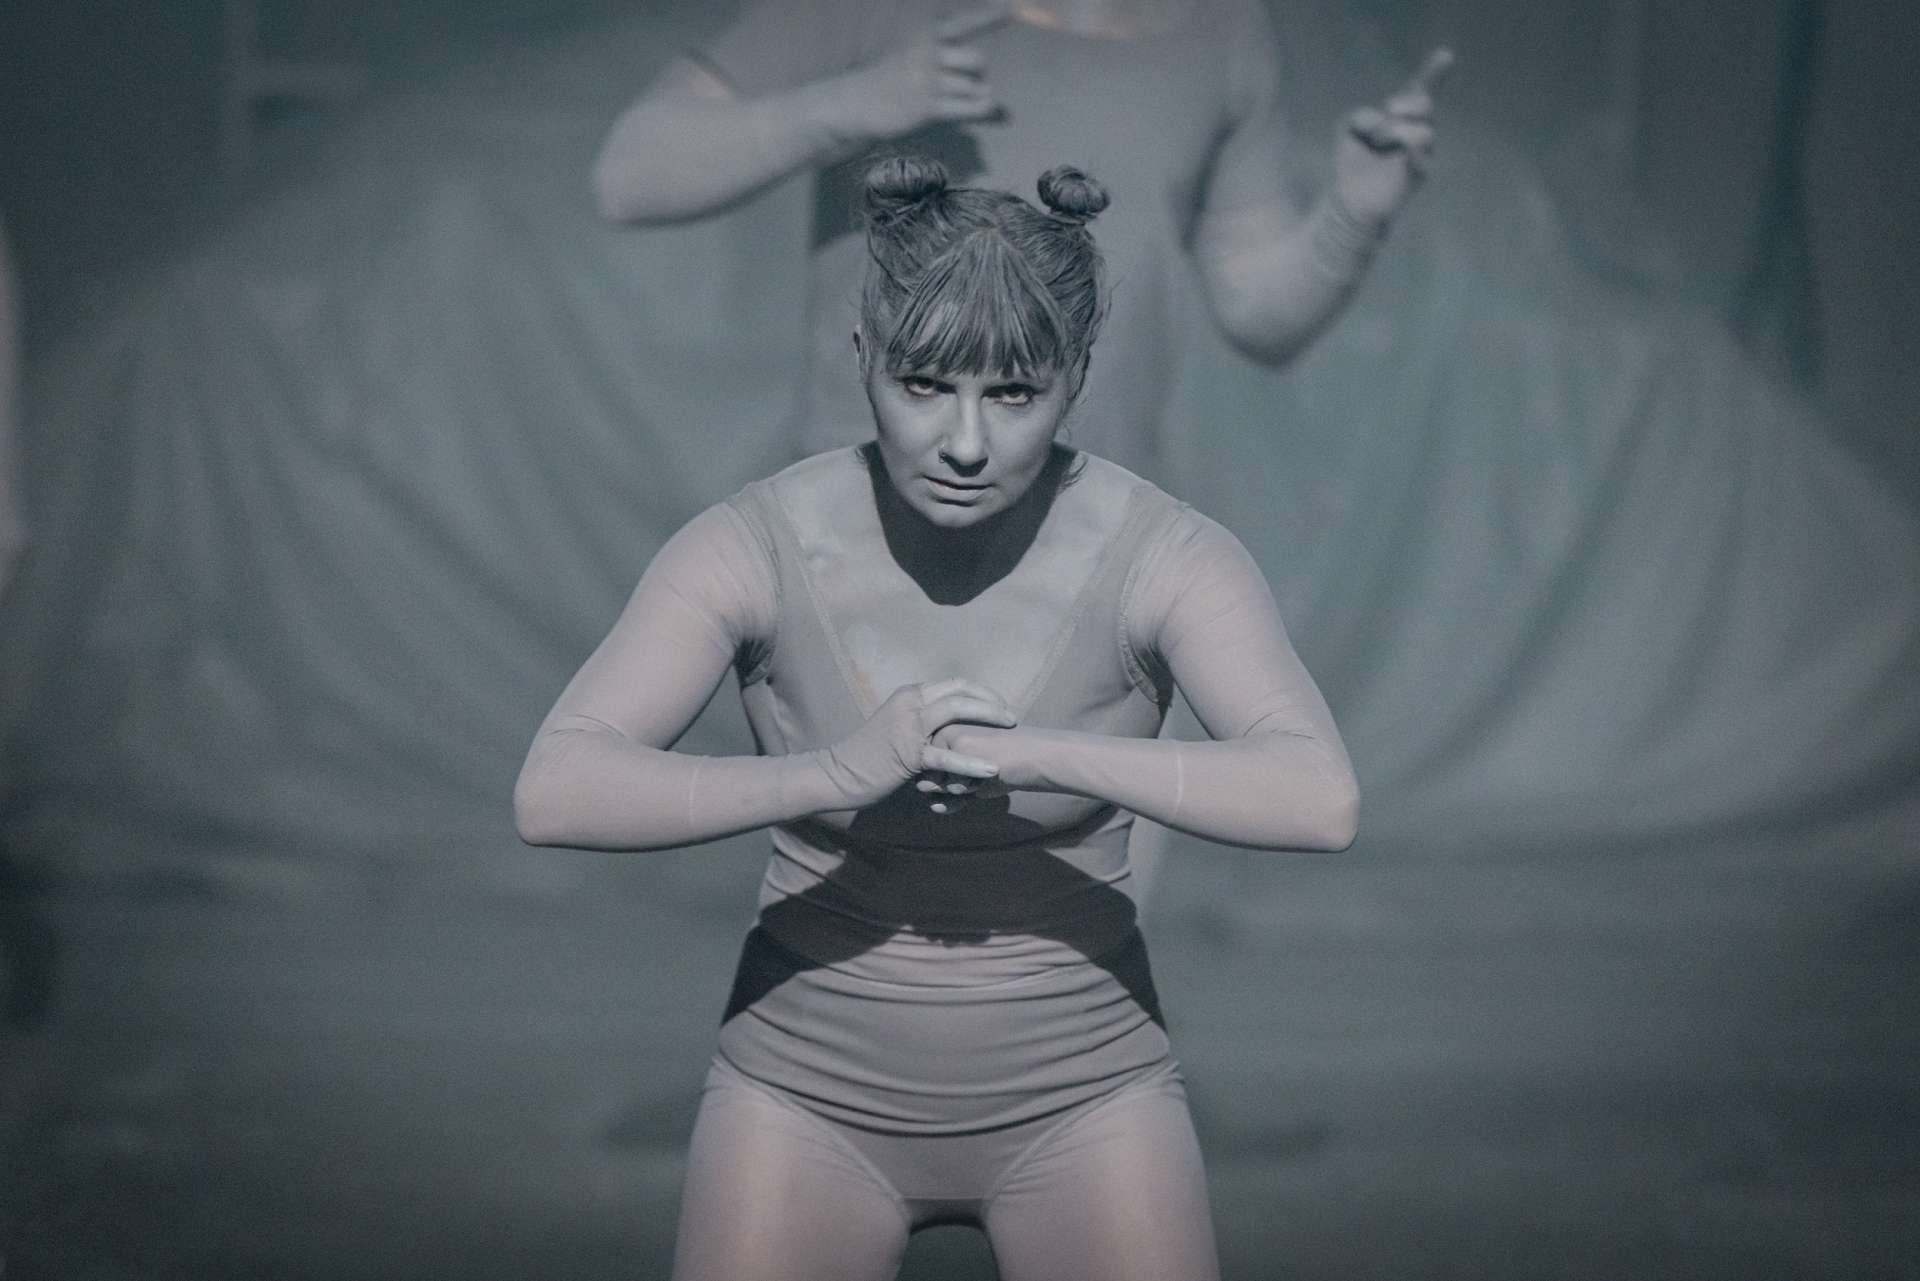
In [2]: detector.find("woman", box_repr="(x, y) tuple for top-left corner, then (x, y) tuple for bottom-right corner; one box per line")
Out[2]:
(515, 156), (1357, 1280)
(591, 0), (1441, 924)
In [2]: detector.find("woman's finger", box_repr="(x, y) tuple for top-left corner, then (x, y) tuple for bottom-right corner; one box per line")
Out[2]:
(919, 678), (1014, 716)
(922, 704), (1014, 745)
(919, 675), (1004, 704)
(914, 772), (982, 792)
(926, 692), (1017, 730)
(921, 676), (990, 706)
(922, 746), (999, 778)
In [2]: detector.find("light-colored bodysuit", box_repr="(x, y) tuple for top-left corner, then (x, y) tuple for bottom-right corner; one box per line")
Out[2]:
(523, 448), (1351, 1279)
(691, 0), (1291, 473)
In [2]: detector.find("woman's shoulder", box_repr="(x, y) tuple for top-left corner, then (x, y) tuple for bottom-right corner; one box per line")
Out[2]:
(717, 446), (866, 545)
(1065, 448), (1172, 503)
(1064, 449), (1197, 536)
(740, 446), (868, 516)
(1066, 454), (1258, 596)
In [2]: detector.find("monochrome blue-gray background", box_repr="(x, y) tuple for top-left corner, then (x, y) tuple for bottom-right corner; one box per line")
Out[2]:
(1, 1), (1915, 1277)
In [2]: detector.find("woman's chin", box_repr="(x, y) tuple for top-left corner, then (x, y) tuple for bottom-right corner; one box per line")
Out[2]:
(913, 496), (1000, 529)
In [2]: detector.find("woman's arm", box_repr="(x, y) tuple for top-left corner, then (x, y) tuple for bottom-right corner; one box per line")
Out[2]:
(593, 6), (1007, 225)
(514, 504), (838, 849)
(515, 504), (1013, 850)
(940, 510), (1358, 851)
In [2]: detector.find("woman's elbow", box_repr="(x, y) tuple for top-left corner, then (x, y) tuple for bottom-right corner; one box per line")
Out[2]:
(1269, 765), (1358, 852)
(1212, 297), (1313, 368)
(591, 122), (679, 225)
(512, 759), (569, 847)
(592, 155), (650, 225)
(1315, 774), (1360, 852)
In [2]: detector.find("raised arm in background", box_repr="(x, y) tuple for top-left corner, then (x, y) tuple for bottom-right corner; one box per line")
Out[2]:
(1192, 43), (1453, 366)
(592, 6), (1009, 224)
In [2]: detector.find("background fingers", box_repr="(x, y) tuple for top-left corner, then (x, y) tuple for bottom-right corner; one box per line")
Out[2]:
(936, 4), (1012, 44)
(1347, 109), (1434, 156)
(1347, 106), (1394, 149)
(936, 81), (998, 120)
(937, 43), (988, 75)
(1410, 45), (1455, 95)
(1385, 87), (1432, 120)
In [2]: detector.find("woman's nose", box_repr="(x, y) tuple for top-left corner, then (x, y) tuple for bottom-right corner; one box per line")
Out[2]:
(940, 400), (988, 472)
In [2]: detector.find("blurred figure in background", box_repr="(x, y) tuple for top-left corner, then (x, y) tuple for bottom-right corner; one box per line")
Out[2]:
(593, 0), (1446, 905)
(595, 0), (1447, 471)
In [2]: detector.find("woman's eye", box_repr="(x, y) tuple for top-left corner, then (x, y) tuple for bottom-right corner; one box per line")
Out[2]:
(991, 386), (1036, 406)
(902, 377), (941, 397)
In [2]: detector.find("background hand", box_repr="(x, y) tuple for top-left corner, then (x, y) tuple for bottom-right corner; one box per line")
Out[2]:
(822, 6), (1009, 147)
(816, 678), (1014, 809)
(1333, 46), (1452, 227)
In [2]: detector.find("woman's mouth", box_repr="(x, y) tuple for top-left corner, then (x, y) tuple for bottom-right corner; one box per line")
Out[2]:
(927, 476), (991, 502)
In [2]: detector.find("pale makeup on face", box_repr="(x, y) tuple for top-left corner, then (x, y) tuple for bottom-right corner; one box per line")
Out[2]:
(858, 338), (1076, 530)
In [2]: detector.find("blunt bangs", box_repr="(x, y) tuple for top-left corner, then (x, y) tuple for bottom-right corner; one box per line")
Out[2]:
(880, 231), (1075, 379)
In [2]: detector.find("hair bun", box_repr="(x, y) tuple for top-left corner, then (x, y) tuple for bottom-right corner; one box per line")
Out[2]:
(1037, 166), (1110, 226)
(864, 155), (950, 220)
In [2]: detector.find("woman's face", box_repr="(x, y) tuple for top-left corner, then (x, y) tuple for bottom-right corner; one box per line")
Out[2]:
(862, 344), (1078, 530)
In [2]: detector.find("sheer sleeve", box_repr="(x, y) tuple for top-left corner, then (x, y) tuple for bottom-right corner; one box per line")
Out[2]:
(513, 501), (841, 851)
(972, 504), (1356, 850)
(1128, 507), (1358, 848)
(591, 0), (886, 223)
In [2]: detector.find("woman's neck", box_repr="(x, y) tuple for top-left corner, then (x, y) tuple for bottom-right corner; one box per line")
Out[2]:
(866, 445), (1074, 606)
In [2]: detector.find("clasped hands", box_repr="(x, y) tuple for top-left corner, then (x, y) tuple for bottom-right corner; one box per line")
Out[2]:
(816, 678), (1028, 814)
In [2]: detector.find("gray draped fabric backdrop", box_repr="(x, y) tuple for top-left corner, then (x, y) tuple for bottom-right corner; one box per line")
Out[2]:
(1, 2), (1916, 1278)
(3, 0), (1913, 867)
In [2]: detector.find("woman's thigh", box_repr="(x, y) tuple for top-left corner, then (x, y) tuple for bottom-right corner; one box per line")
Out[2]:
(984, 1075), (1220, 1281)
(670, 1067), (910, 1281)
